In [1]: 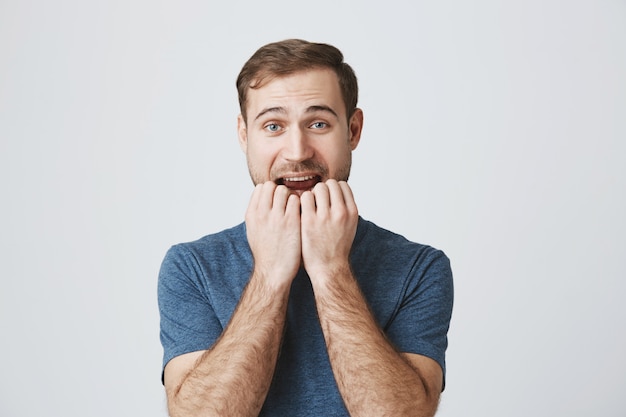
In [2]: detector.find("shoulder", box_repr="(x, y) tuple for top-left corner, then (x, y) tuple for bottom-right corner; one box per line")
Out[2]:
(159, 222), (252, 285)
(352, 217), (452, 302)
(165, 222), (249, 262)
(354, 217), (449, 264)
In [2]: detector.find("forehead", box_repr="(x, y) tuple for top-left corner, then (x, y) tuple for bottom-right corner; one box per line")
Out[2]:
(246, 69), (345, 119)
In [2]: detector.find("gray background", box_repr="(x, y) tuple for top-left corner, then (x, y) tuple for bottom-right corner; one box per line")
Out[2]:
(1, 0), (625, 416)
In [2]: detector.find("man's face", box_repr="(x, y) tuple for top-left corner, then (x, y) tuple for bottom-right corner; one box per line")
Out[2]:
(238, 68), (363, 195)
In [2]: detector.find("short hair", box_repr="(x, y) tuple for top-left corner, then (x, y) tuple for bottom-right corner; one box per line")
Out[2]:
(236, 39), (359, 123)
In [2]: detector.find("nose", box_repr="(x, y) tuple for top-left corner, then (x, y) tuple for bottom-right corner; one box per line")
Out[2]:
(282, 127), (314, 162)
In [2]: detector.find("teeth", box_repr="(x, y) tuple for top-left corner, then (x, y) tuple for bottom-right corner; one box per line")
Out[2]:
(283, 175), (315, 182)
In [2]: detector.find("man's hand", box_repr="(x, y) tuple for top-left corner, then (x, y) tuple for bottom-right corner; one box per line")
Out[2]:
(165, 181), (299, 417)
(300, 180), (359, 281)
(245, 181), (302, 286)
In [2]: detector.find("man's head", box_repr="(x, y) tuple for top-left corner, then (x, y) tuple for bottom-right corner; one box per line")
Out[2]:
(236, 39), (359, 124)
(236, 39), (363, 194)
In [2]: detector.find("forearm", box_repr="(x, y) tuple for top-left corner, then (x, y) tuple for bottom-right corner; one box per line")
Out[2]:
(312, 266), (439, 417)
(167, 272), (289, 417)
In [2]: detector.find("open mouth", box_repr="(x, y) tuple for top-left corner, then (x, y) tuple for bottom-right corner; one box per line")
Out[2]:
(276, 175), (322, 191)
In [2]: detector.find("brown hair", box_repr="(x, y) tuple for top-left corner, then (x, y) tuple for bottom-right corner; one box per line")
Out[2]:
(236, 39), (359, 123)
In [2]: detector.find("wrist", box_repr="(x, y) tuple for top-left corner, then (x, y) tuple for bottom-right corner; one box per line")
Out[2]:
(306, 261), (353, 290)
(250, 267), (295, 295)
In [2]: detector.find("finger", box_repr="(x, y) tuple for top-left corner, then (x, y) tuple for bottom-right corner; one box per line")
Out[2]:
(326, 179), (346, 208)
(247, 183), (263, 215)
(272, 184), (290, 212)
(259, 181), (277, 211)
(338, 181), (358, 215)
(312, 181), (330, 214)
(300, 190), (316, 217)
(285, 193), (301, 219)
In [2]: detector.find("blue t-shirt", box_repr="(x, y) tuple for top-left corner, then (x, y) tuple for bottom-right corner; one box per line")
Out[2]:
(158, 217), (453, 416)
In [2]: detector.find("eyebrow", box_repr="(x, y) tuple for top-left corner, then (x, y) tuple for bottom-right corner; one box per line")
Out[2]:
(306, 105), (339, 119)
(253, 105), (339, 121)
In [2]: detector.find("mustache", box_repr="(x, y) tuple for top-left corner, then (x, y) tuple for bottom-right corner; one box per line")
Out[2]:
(271, 160), (328, 178)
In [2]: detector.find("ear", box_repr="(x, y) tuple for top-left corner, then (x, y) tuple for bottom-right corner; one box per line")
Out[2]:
(237, 114), (248, 153)
(348, 108), (363, 151)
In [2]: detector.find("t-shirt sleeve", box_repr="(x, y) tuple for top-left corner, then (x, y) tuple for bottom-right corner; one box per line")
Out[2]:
(385, 248), (454, 386)
(158, 244), (224, 375)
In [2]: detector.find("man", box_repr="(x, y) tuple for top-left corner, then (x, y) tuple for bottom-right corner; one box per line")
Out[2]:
(158, 39), (453, 417)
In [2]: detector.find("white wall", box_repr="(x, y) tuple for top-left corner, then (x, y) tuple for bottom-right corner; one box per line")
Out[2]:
(1, 1), (624, 416)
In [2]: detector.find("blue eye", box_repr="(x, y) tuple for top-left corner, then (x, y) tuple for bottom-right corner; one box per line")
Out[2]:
(265, 123), (280, 132)
(311, 122), (327, 129)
